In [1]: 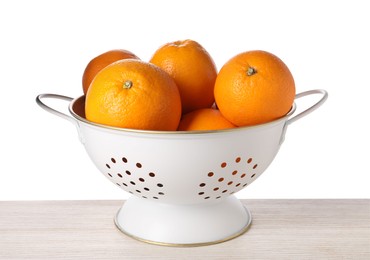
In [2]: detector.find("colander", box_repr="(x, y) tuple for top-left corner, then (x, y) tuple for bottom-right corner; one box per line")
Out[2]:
(36, 89), (327, 246)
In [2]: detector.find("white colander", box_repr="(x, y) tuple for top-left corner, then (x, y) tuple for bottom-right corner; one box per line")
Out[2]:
(36, 89), (327, 246)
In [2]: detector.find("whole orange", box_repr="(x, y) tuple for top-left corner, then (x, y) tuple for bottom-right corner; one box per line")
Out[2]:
(149, 39), (217, 114)
(178, 108), (236, 131)
(82, 49), (139, 95)
(85, 59), (182, 131)
(214, 50), (295, 126)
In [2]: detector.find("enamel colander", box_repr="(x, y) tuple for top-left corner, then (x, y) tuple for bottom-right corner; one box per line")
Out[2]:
(36, 89), (327, 246)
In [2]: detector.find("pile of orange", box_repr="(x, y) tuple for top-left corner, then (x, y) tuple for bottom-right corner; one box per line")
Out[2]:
(83, 39), (295, 131)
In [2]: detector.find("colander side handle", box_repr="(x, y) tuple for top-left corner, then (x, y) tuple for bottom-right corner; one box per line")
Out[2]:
(287, 89), (328, 126)
(279, 89), (328, 145)
(36, 94), (77, 127)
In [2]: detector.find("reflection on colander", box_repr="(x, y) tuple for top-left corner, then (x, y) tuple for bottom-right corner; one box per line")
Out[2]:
(36, 89), (328, 246)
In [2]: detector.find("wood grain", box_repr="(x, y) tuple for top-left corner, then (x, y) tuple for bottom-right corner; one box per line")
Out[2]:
(0, 199), (369, 259)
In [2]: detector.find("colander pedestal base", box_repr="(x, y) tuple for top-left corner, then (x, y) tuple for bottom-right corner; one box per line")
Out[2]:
(114, 195), (252, 246)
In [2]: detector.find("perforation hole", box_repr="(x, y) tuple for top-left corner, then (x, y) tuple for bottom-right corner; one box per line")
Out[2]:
(197, 156), (260, 200)
(104, 156), (167, 201)
(108, 155), (258, 202)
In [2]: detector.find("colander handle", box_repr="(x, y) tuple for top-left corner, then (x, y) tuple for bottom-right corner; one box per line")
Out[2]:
(279, 89), (328, 144)
(287, 89), (328, 125)
(36, 94), (77, 127)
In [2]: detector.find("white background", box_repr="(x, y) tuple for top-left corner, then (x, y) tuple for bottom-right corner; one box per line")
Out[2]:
(1, 0), (369, 200)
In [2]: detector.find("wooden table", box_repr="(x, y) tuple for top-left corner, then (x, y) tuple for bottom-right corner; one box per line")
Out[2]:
(0, 199), (369, 259)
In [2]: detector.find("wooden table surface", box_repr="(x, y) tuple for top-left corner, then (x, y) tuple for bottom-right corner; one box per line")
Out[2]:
(0, 199), (369, 259)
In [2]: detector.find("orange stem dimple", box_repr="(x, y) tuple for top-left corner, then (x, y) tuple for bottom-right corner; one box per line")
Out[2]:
(123, 80), (133, 89)
(247, 66), (257, 76)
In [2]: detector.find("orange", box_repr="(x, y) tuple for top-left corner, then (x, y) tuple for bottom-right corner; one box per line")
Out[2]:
(82, 49), (139, 94)
(85, 59), (182, 131)
(214, 50), (295, 126)
(149, 39), (217, 114)
(178, 108), (236, 131)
